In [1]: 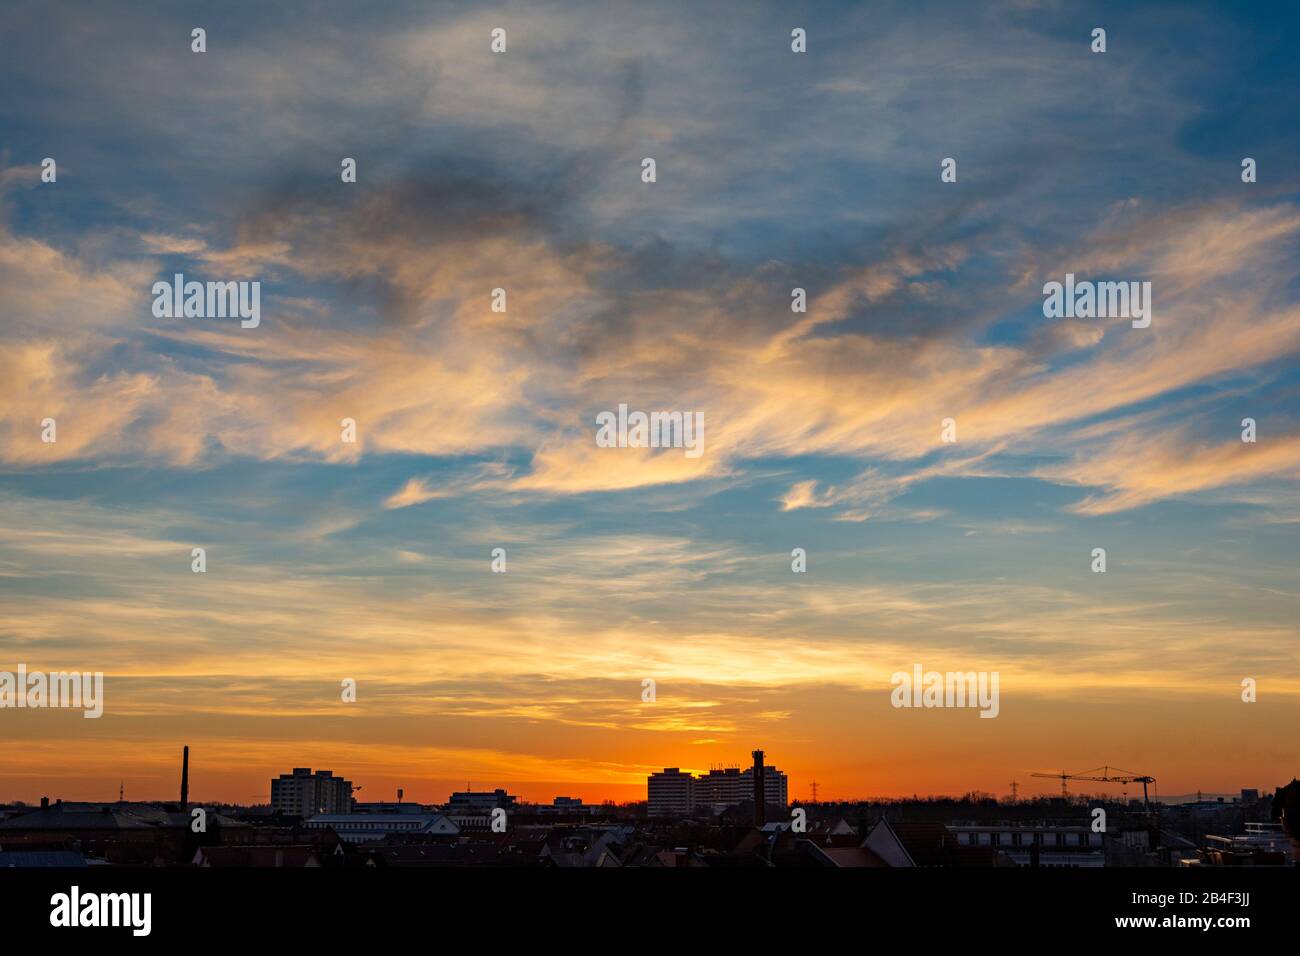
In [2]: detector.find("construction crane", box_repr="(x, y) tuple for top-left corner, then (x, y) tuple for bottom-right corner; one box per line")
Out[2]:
(1031, 766), (1156, 814)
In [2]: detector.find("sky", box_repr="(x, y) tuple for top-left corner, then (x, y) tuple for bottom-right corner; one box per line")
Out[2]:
(1, 0), (1298, 807)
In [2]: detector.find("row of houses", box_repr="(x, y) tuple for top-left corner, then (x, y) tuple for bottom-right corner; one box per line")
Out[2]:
(2, 797), (1291, 866)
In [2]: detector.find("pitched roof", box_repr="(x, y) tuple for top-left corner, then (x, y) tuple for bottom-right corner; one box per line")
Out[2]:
(0, 802), (245, 831)
(815, 846), (889, 867)
(888, 822), (958, 866)
(0, 805), (154, 830)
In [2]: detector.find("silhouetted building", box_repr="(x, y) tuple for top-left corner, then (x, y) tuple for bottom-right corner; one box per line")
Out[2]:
(442, 789), (517, 829)
(695, 764), (788, 810)
(537, 796), (596, 816)
(0, 799), (246, 866)
(353, 801), (427, 814)
(303, 812), (458, 843)
(648, 769), (696, 816)
(948, 824), (1105, 866)
(445, 789), (516, 812)
(270, 768), (352, 816)
(648, 755), (789, 816)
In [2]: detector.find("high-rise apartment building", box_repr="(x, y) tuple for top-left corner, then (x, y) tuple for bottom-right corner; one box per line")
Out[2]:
(647, 768), (696, 816)
(647, 756), (789, 816)
(270, 768), (353, 816)
(695, 764), (789, 809)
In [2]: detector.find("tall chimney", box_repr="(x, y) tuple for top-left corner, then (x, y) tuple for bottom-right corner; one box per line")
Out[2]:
(180, 745), (190, 810)
(752, 749), (766, 827)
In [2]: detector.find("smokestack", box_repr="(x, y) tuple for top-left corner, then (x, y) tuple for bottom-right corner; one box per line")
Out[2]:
(180, 746), (190, 810)
(752, 749), (766, 827)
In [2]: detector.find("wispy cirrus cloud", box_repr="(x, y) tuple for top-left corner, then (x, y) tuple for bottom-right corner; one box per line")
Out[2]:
(2, 0), (1299, 803)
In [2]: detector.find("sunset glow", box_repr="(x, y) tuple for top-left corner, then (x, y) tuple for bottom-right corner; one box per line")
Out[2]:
(2, 0), (1298, 809)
